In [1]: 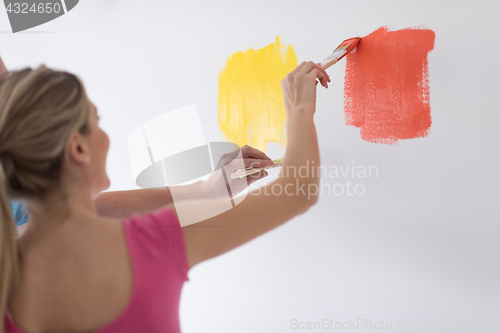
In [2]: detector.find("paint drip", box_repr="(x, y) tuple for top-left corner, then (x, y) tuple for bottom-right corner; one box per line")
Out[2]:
(344, 26), (435, 144)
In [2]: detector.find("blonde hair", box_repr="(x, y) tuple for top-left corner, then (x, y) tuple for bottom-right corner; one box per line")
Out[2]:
(0, 65), (91, 332)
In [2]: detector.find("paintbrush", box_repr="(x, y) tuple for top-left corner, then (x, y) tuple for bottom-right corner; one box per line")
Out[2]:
(229, 37), (360, 180)
(319, 37), (361, 69)
(229, 158), (284, 179)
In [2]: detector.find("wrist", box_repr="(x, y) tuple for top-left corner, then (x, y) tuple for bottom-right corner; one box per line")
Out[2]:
(288, 105), (315, 116)
(287, 107), (315, 124)
(169, 180), (207, 202)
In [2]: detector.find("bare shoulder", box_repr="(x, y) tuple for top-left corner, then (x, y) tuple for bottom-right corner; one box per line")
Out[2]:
(11, 215), (135, 333)
(95, 216), (128, 238)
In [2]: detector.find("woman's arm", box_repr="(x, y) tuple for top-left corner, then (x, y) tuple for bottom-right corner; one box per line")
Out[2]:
(178, 61), (329, 269)
(93, 186), (183, 219)
(93, 145), (272, 219)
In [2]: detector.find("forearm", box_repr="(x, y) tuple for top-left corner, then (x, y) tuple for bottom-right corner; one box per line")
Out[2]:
(281, 108), (320, 202)
(93, 181), (205, 219)
(219, 110), (321, 250)
(93, 187), (173, 219)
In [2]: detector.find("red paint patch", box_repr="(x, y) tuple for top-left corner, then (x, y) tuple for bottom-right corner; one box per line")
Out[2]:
(344, 26), (435, 144)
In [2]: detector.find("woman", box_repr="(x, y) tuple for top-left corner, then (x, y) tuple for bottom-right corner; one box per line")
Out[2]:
(0, 59), (329, 332)
(1, 55), (276, 234)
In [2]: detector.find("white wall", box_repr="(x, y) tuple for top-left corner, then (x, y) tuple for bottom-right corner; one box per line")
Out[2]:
(1, 1), (499, 332)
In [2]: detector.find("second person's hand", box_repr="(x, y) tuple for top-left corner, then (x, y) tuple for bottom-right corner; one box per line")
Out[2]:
(204, 145), (273, 199)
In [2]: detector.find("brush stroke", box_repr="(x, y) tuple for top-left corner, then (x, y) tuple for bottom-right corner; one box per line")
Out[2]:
(218, 35), (298, 153)
(344, 26), (435, 144)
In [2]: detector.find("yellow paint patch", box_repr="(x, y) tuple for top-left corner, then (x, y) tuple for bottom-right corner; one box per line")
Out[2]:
(218, 35), (298, 153)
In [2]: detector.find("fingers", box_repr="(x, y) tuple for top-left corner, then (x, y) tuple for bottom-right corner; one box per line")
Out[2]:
(290, 61), (330, 83)
(310, 68), (329, 88)
(214, 145), (273, 171)
(240, 145), (273, 161)
(282, 60), (330, 115)
(298, 61), (316, 75)
(299, 61), (330, 88)
(247, 170), (268, 185)
(314, 62), (330, 82)
(293, 61), (308, 74)
(285, 61), (309, 84)
(299, 61), (329, 79)
(243, 158), (274, 169)
(213, 149), (241, 170)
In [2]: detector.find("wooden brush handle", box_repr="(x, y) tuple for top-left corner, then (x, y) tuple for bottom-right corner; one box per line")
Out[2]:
(230, 167), (266, 179)
(229, 162), (282, 179)
(320, 57), (339, 70)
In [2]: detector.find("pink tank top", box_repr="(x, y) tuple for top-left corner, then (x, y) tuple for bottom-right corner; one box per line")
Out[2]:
(4, 207), (190, 333)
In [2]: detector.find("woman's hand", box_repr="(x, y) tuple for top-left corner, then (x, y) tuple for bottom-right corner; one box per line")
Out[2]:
(204, 145), (274, 199)
(281, 61), (330, 116)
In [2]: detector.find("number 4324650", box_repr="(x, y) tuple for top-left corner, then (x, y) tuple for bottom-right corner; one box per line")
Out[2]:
(6, 3), (62, 14)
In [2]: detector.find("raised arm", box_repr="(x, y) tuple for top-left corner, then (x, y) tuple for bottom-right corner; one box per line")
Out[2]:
(179, 61), (330, 269)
